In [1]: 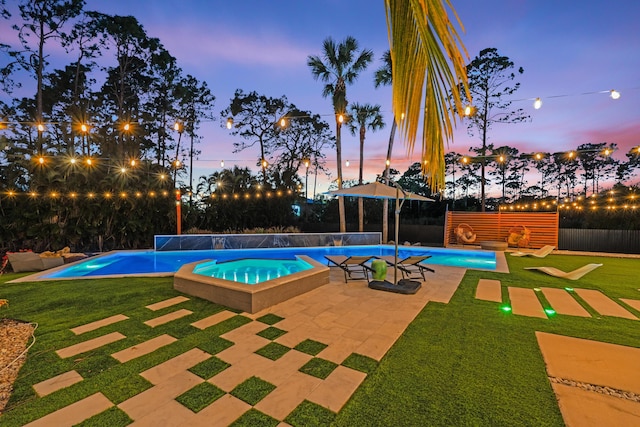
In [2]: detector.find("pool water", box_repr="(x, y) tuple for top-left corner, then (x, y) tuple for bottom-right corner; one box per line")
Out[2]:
(39, 245), (496, 279)
(192, 258), (314, 284)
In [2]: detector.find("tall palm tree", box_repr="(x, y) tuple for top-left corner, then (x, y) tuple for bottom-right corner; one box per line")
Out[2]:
(347, 103), (385, 232)
(384, 0), (469, 192)
(307, 36), (373, 232)
(374, 50), (396, 242)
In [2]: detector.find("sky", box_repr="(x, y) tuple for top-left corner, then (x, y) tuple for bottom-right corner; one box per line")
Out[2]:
(2, 0), (640, 196)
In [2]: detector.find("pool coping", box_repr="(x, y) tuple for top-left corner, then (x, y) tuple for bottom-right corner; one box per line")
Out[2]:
(173, 255), (330, 313)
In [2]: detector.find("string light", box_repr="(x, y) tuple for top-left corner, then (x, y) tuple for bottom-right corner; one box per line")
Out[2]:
(533, 98), (542, 109)
(226, 118), (233, 129)
(610, 89), (621, 99)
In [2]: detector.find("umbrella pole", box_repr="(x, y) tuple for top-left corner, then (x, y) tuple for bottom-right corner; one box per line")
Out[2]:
(394, 187), (399, 285)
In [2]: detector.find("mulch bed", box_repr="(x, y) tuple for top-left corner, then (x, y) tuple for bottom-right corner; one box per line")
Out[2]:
(0, 319), (35, 415)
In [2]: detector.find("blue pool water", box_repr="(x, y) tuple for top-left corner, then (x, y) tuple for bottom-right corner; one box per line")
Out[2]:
(193, 258), (314, 284)
(40, 245), (496, 279)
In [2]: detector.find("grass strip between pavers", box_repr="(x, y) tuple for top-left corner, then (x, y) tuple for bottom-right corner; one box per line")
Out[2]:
(293, 339), (328, 356)
(256, 326), (287, 340)
(341, 353), (378, 374)
(255, 313), (284, 325)
(229, 408), (280, 427)
(299, 358), (338, 379)
(284, 400), (337, 427)
(188, 356), (231, 380)
(230, 376), (276, 406)
(254, 342), (290, 360)
(175, 382), (225, 413)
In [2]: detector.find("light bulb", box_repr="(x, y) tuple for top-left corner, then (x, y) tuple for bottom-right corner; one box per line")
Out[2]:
(610, 89), (620, 100)
(533, 98), (542, 109)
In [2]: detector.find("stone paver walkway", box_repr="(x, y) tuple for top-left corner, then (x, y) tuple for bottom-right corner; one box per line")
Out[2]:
(144, 309), (193, 327)
(574, 289), (637, 320)
(540, 288), (590, 317)
(24, 392), (112, 427)
(475, 279), (502, 302)
(536, 331), (640, 426)
(111, 334), (177, 363)
(145, 296), (190, 311)
(70, 314), (129, 335)
(55, 332), (126, 359)
(508, 287), (546, 318)
(620, 298), (640, 312)
(33, 371), (83, 397)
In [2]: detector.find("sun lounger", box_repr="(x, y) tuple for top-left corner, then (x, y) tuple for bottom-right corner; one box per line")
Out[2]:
(524, 263), (602, 280)
(510, 245), (555, 258)
(325, 255), (374, 282)
(379, 255), (435, 280)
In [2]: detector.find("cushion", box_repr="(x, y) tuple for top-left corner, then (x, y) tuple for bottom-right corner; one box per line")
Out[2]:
(7, 252), (44, 273)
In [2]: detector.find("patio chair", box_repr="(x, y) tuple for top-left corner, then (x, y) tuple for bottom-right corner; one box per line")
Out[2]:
(506, 225), (531, 248)
(524, 263), (602, 280)
(455, 223), (477, 245)
(510, 245), (555, 258)
(325, 255), (374, 283)
(379, 255), (435, 281)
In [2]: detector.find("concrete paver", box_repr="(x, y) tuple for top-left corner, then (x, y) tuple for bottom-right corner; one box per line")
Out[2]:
(186, 394), (250, 426)
(144, 309), (193, 328)
(540, 288), (591, 317)
(574, 289), (637, 320)
(258, 350), (313, 386)
(32, 370), (83, 397)
(508, 287), (546, 318)
(140, 348), (210, 384)
(56, 332), (126, 358)
(306, 365), (367, 412)
(254, 371), (322, 420)
(475, 279), (502, 302)
(208, 353), (273, 392)
(551, 382), (640, 427)
(24, 392), (112, 427)
(190, 310), (236, 330)
(620, 298), (640, 313)
(128, 399), (194, 427)
(112, 334), (177, 363)
(70, 314), (129, 335)
(145, 296), (190, 311)
(536, 331), (640, 395)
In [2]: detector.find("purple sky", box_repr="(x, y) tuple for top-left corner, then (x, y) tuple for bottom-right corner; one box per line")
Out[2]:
(3, 0), (640, 194)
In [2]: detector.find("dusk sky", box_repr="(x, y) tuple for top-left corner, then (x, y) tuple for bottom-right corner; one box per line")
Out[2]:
(3, 0), (640, 194)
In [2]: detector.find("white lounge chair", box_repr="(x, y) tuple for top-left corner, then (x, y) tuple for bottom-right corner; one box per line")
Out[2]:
(510, 245), (556, 258)
(524, 263), (602, 280)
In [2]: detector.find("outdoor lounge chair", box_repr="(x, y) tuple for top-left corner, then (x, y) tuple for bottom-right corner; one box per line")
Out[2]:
(510, 245), (555, 258)
(507, 225), (531, 248)
(6, 251), (64, 273)
(379, 255), (435, 280)
(325, 255), (374, 283)
(524, 263), (602, 280)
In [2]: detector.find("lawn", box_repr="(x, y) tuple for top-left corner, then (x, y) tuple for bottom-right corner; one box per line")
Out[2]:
(1, 253), (639, 426)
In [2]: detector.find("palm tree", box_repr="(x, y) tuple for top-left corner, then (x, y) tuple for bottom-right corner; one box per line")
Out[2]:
(307, 36), (373, 232)
(384, 0), (469, 192)
(347, 103), (385, 232)
(374, 50), (396, 242)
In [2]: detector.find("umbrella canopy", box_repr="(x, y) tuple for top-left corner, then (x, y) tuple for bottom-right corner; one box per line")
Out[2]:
(326, 181), (434, 287)
(326, 181), (433, 202)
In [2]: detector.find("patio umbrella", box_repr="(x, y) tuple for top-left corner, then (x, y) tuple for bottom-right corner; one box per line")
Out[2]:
(326, 181), (434, 287)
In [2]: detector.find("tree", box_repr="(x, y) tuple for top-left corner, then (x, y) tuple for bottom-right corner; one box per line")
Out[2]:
(461, 47), (529, 211)
(6, 0), (84, 152)
(307, 36), (373, 232)
(347, 103), (385, 231)
(374, 50), (397, 242)
(221, 90), (288, 185)
(384, 0), (469, 193)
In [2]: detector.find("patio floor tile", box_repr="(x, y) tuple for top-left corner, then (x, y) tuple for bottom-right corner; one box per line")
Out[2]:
(551, 382), (640, 427)
(208, 353), (274, 392)
(254, 371), (322, 420)
(306, 365), (367, 412)
(536, 331), (640, 395)
(508, 287), (546, 318)
(118, 371), (203, 420)
(128, 399), (194, 427)
(187, 394), (250, 426)
(141, 348), (211, 385)
(356, 333), (396, 361)
(70, 314), (129, 335)
(258, 350), (313, 386)
(56, 332), (126, 359)
(316, 337), (363, 364)
(24, 392), (112, 427)
(216, 335), (271, 364)
(144, 309), (193, 328)
(620, 298), (640, 312)
(574, 289), (637, 320)
(112, 334), (177, 363)
(475, 279), (502, 302)
(190, 310), (236, 330)
(221, 320), (269, 341)
(540, 288), (590, 317)
(32, 370), (83, 397)
(145, 296), (190, 311)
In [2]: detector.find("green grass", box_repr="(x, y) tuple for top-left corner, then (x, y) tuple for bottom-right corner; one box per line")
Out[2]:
(293, 339), (328, 356)
(1, 253), (639, 426)
(189, 356), (230, 380)
(299, 358), (338, 379)
(230, 376), (276, 405)
(175, 382), (225, 412)
(256, 326), (287, 340)
(255, 313), (284, 325)
(229, 408), (279, 427)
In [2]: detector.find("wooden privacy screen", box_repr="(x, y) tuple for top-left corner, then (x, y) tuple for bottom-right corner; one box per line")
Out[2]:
(444, 211), (559, 249)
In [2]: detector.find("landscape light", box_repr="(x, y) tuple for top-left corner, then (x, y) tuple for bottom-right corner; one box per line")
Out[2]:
(500, 306), (512, 312)
(123, 123), (131, 132)
(80, 123), (88, 133)
(544, 308), (556, 316)
(338, 114), (344, 123)
(37, 123), (45, 132)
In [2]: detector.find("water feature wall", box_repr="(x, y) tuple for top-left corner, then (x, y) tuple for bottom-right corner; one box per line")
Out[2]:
(155, 232), (381, 251)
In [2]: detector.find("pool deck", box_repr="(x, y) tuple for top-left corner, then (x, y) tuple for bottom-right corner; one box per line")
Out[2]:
(12, 249), (640, 426)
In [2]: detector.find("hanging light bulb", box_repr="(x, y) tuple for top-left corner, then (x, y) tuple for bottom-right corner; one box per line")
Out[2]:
(533, 98), (542, 109)
(464, 105), (473, 116)
(220, 160), (224, 168)
(280, 117), (287, 128)
(610, 89), (621, 100)
(226, 118), (233, 129)
(345, 159), (350, 167)
(385, 159), (390, 167)
(123, 122), (131, 132)
(261, 159), (268, 168)
(338, 114), (344, 123)
(80, 123), (88, 133)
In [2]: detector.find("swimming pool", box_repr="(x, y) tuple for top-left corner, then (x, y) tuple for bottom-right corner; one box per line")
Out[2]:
(33, 245), (496, 280)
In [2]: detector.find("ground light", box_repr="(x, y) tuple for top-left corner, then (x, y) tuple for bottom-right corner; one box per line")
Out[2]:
(565, 287), (574, 292)
(544, 308), (556, 316)
(500, 305), (512, 312)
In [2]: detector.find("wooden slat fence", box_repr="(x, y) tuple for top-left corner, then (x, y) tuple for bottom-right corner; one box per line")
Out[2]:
(444, 211), (559, 249)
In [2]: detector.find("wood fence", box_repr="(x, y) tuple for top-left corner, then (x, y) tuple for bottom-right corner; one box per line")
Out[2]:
(444, 211), (559, 249)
